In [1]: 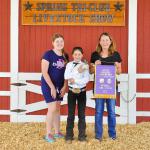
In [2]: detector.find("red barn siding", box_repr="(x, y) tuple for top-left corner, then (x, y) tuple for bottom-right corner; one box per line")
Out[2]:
(137, 98), (150, 111)
(0, 97), (10, 110)
(0, 0), (10, 72)
(0, 78), (10, 91)
(137, 0), (150, 122)
(26, 92), (44, 105)
(0, 115), (10, 122)
(19, 25), (128, 73)
(137, 117), (150, 123)
(137, 80), (150, 93)
(0, 0), (10, 122)
(137, 0), (150, 73)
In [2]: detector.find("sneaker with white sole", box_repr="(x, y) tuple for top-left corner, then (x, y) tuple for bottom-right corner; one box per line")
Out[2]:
(44, 134), (55, 143)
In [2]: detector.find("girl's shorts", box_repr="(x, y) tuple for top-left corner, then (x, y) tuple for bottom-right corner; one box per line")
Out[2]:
(41, 79), (63, 103)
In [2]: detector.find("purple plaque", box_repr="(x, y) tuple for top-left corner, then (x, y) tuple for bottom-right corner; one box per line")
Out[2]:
(93, 65), (116, 99)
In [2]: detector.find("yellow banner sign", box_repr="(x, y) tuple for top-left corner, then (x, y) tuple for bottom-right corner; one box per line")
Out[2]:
(21, 0), (125, 26)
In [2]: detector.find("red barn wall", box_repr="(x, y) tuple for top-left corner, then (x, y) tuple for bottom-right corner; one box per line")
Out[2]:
(0, 0), (10, 122)
(136, 0), (150, 122)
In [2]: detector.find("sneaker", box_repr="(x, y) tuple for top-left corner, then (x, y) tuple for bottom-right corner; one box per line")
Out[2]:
(54, 132), (64, 139)
(44, 134), (55, 143)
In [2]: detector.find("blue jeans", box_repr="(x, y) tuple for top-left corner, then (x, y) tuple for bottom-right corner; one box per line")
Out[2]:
(95, 99), (116, 139)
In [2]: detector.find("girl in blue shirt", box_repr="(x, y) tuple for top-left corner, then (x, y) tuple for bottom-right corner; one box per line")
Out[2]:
(41, 33), (68, 143)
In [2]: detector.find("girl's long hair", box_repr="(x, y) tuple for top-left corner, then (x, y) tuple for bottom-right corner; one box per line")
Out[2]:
(52, 33), (69, 63)
(96, 32), (116, 56)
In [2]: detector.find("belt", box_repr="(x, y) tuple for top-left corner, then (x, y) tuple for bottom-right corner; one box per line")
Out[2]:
(69, 86), (86, 94)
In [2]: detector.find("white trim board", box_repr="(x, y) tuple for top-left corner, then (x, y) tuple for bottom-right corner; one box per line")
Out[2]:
(136, 111), (150, 117)
(136, 74), (150, 79)
(137, 93), (150, 98)
(127, 0), (137, 124)
(0, 73), (11, 77)
(10, 0), (19, 122)
(0, 91), (11, 96)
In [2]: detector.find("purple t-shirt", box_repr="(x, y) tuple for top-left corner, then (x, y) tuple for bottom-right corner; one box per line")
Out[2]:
(41, 50), (65, 86)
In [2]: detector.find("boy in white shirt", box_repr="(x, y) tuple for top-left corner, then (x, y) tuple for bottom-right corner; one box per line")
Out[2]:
(64, 47), (90, 143)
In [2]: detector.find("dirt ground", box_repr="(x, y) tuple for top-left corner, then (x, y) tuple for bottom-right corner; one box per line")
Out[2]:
(0, 122), (150, 150)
